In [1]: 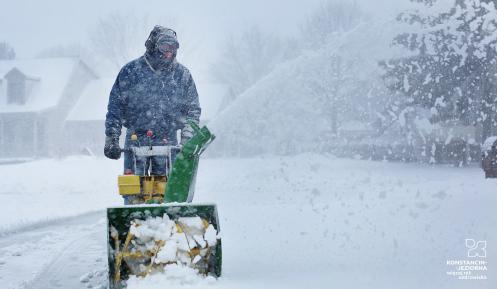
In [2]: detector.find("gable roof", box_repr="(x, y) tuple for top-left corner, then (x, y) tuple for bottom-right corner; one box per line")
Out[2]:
(0, 58), (81, 113)
(66, 78), (114, 121)
(4, 67), (40, 81)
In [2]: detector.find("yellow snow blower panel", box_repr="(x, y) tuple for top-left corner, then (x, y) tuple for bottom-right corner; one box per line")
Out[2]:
(118, 175), (168, 204)
(141, 176), (167, 197)
(117, 175), (141, 195)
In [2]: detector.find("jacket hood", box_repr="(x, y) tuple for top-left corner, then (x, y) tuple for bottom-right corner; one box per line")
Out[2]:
(144, 26), (179, 71)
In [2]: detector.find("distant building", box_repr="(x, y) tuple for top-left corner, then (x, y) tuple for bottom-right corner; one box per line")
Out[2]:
(0, 58), (97, 159)
(64, 78), (114, 156)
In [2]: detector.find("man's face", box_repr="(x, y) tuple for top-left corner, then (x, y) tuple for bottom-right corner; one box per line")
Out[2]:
(157, 40), (178, 60)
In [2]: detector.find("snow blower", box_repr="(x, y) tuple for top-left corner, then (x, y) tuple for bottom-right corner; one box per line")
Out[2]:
(106, 121), (221, 289)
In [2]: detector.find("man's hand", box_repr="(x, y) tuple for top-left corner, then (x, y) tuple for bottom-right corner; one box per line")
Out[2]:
(180, 130), (193, 145)
(104, 136), (121, 160)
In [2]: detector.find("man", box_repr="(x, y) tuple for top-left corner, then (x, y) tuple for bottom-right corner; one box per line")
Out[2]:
(104, 26), (201, 176)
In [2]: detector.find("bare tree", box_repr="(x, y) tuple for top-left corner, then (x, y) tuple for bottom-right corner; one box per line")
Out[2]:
(300, 0), (366, 48)
(210, 26), (286, 100)
(89, 12), (199, 72)
(90, 13), (155, 70)
(36, 44), (87, 58)
(0, 42), (15, 60)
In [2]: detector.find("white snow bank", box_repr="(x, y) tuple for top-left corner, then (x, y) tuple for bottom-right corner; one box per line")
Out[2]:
(1, 154), (496, 289)
(0, 156), (122, 233)
(195, 154), (497, 289)
(126, 263), (216, 289)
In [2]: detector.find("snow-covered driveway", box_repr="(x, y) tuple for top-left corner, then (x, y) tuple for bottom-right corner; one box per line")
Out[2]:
(0, 155), (495, 289)
(0, 212), (107, 289)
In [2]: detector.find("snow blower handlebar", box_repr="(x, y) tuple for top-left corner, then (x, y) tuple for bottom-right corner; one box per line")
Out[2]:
(118, 120), (207, 157)
(120, 145), (182, 157)
(117, 120), (215, 203)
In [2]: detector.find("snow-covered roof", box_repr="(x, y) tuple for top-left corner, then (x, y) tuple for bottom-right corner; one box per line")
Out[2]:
(66, 78), (114, 121)
(0, 58), (81, 113)
(482, 136), (497, 151)
(4, 67), (40, 81)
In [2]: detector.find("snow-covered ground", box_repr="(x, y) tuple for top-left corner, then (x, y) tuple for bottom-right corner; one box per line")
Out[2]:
(0, 156), (122, 233)
(0, 155), (496, 289)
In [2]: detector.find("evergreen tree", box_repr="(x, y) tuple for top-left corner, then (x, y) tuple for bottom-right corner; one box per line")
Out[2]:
(383, 0), (497, 141)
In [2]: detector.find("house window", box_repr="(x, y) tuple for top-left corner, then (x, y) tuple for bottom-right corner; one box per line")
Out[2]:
(7, 79), (26, 104)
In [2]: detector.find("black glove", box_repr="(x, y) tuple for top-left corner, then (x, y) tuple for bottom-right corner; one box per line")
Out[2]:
(104, 136), (121, 160)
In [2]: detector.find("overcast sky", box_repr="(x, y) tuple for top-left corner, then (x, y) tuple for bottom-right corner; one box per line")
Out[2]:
(0, 0), (421, 118)
(1, 0), (411, 58)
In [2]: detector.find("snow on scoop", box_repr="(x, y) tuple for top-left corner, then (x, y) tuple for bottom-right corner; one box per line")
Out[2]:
(106, 122), (221, 289)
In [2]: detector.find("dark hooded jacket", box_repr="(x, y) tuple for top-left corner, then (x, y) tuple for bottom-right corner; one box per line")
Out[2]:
(105, 26), (201, 146)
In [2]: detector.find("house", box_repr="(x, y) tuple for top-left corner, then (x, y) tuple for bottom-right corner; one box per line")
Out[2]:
(0, 57), (97, 159)
(63, 78), (114, 156)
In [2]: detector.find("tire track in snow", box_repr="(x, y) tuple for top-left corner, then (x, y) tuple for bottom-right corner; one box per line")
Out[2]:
(0, 211), (106, 289)
(21, 226), (107, 289)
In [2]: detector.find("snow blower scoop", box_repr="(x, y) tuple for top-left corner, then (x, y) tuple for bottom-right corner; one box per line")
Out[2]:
(106, 121), (221, 289)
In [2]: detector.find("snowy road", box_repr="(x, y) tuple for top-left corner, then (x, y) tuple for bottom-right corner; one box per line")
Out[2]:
(0, 212), (107, 289)
(0, 155), (496, 289)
